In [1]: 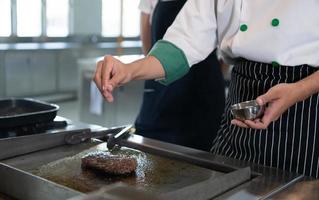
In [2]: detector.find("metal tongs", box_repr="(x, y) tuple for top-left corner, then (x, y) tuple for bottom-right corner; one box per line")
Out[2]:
(106, 125), (132, 151)
(65, 124), (133, 150)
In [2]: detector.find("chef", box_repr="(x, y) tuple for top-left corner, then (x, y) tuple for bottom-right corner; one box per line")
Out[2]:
(94, 0), (319, 177)
(136, 0), (225, 151)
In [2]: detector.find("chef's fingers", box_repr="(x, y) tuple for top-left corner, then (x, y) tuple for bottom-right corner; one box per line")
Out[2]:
(244, 108), (274, 129)
(94, 60), (114, 102)
(101, 55), (114, 93)
(256, 87), (280, 106)
(106, 84), (113, 92)
(104, 92), (114, 102)
(94, 60), (104, 93)
(100, 56), (117, 102)
(108, 66), (130, 90)
(254, 118), (261, 123)
(244, 119), (268, 129)
(102, 81), (114, 102)
(261, 100), (284, 124)
(231, 119), (249, 128)
(108, 76), (124, 92)
(245, 103), (281, 129)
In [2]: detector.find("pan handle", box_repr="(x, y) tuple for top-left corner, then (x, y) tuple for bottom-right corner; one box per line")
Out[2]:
(64, 130), (92, 145)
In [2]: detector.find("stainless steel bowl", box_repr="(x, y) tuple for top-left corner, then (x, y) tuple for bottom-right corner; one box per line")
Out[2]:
(230, 100), (265, 121)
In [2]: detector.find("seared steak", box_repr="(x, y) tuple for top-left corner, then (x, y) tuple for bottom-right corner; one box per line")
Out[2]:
(81, 151), (137, 175)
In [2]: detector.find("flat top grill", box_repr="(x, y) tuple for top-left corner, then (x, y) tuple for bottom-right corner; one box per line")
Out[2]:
(31, 143), (224, 194)
(0, 119), (313, 200)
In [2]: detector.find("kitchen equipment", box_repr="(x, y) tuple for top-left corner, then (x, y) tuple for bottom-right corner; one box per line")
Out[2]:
(64, 125), (131, 145)
(1, 117), (314, 200)
(66, 168), (251, 200)
(69, 183), (161, 200)
(1, 141), (252, 200)
(0, 163), (81, 200)
(0, 98), (59, 128)
(159, 167), (251, 200)
(230, 100), (264, 121)
(29, 144), (234, 195)
(0, 120), (68, 139)
(0, 117), (129, 160)
(106, 125), (132, 150)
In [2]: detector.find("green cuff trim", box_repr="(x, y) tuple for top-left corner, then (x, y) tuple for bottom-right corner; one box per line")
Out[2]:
(148, 40), (189, 85)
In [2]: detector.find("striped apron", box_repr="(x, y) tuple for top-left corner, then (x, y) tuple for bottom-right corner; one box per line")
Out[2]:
(212, 60), (319, 178)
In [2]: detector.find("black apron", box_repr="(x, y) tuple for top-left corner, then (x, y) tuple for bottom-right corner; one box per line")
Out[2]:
(212, 60), (319, 177)
(135, 0), (225, 151)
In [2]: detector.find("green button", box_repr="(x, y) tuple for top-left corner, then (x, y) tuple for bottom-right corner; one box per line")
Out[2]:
(272, 61), (280, 67)
(271, 18), (280, 27)
(240, 24), (248, 32)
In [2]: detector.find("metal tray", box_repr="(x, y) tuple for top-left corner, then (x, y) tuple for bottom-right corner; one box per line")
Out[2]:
(0, 163), (81, 200)
(0, 98), (59, 128)
(30, 144), (226, 194)
(0, 126), (304, 200)
(0, 142), (251, 200)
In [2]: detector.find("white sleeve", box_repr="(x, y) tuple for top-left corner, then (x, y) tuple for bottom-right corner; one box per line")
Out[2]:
(138, 0), (152, 14)
(163, 0), (217, 66)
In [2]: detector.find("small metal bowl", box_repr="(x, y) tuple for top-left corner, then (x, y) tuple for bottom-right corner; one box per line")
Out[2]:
(231, 100), (265, 121)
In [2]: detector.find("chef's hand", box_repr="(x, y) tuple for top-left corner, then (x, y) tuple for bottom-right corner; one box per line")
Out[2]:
(231, 83), (301, 129)
(94, 56), (132, 102)
(94, 55), (165, 102)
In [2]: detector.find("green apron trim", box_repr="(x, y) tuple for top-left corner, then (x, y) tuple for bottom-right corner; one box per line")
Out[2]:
(148, 40), (190, 85)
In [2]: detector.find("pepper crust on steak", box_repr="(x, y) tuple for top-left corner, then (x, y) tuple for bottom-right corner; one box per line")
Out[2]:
(81, 151), (137, 175)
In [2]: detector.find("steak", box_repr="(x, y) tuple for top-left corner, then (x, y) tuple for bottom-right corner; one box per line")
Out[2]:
(81, 151), (137, 175)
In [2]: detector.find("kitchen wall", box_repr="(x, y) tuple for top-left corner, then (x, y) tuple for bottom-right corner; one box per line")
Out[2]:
(72, 0), (102, 35)
(0, 0), (142, 102)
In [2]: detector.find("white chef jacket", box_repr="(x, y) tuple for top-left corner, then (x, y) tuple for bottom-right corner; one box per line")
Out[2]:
(148, 0), (319, 84)
(138, 0), (179, 23)
(138, 0), (157, 23)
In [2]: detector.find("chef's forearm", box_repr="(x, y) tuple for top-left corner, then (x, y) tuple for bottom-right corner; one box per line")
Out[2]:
(295, 71), (319, 101)
(117, 39), (191, 86)
(128, 56), (166, 80)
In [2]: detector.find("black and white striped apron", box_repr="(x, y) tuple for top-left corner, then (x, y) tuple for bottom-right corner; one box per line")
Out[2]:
(212, 60), (319, 178)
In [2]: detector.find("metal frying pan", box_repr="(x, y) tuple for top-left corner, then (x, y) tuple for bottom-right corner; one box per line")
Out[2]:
(0, 98), (59, 129)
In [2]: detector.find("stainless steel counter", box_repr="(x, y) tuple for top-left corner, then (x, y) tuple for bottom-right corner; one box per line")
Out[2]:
(268, 177), (319, 200)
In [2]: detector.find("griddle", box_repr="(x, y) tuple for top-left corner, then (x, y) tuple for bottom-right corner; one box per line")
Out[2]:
(0, 98), (59, 128)
(0, 121), (306, 200)
(1, 140), (251, 200)
(31, 143), (227, 194)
